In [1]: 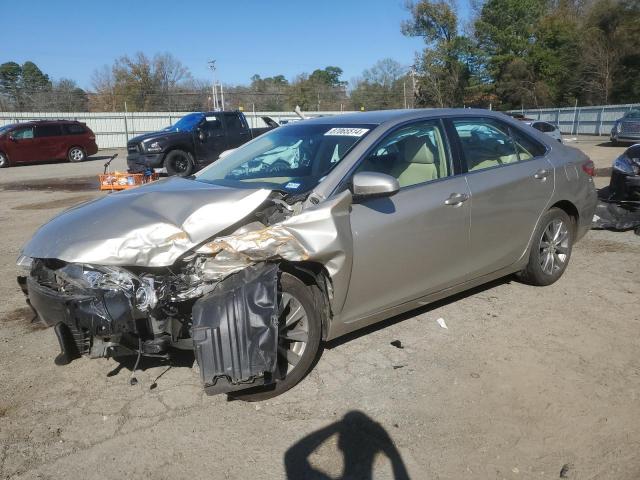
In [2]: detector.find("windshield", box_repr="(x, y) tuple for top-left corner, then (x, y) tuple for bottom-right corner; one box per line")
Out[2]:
(624, 110), (640, 120)
(195, 123), (375, 193)
(0, 124), (17, 135)
(165, 113), (204, 132)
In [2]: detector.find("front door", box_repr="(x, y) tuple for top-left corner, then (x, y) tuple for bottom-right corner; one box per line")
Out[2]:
(339, 120), (471, 324)
(449, 117), (555, 278)
(195, 114), (227, 164)
(5, 126), (39, 163)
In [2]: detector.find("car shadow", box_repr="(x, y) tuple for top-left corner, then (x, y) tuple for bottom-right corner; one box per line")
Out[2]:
(326, 276), (513, 349)
(284, 410), (411, 480)
(8, 155), (116, 168)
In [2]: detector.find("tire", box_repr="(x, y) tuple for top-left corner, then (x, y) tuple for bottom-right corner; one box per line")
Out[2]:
(0, 152), (9, 168)
(229, 272), (323, 402)
(164, 150), (194, 177)
(518, 208), (574, 286)
(67, 146), (86, 162)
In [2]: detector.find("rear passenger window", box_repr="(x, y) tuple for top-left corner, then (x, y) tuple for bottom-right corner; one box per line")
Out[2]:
(355, 120), (451, 188)
(510, 127), (547, 160)
(35, 124), (62, 137)
(64, 124), (87, 135)
(453, 119), (519, 172)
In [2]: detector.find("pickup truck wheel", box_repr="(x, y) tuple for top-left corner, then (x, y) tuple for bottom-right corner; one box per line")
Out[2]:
(164, 150), (194, 177)
(67, 147), (86, 162)
(229, 272), (323, 402)
(0, 152), (8, 168)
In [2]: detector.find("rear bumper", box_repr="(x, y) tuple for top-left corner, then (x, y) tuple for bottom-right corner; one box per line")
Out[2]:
(127, 152), (164, 173)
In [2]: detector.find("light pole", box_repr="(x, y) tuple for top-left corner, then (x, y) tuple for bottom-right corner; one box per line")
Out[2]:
(208, 60), (219, 110)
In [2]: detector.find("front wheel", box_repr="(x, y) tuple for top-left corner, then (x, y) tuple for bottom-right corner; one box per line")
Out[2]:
(67, 147), (86, 162)
(230, 272), (323, 402)
(518, 208), (574, 286)
(164, 150), (194, 177)
(0, 152), (9, 168)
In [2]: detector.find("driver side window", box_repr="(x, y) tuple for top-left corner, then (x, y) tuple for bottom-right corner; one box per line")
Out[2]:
(355, 121), (451, 188)
(12, 127), (34, 139)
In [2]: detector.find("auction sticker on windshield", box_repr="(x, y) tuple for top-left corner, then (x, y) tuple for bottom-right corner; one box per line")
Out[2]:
(324, 128), (369, 137)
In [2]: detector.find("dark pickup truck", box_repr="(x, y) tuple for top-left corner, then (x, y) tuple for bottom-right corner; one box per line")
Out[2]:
(127, 111), (278, 176)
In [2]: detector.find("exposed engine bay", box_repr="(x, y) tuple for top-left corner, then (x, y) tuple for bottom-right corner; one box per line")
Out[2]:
(18, 187), (351, 395)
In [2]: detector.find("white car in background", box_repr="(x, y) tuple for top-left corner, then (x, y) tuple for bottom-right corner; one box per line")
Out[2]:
(528, 121), (563, 143)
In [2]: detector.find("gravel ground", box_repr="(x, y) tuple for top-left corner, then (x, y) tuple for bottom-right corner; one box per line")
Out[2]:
(0, 140), (639, 480)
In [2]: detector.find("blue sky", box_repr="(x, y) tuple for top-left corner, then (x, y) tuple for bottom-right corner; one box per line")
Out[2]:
(2, 0), (471, 89)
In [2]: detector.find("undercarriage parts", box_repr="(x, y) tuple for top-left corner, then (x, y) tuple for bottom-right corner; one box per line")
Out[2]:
(192, 263), (279, 395)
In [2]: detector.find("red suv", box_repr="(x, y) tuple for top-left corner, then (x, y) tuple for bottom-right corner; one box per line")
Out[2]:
(0, 120), (98, 168)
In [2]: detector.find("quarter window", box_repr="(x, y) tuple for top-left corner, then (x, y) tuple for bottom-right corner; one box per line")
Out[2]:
(355, 121), (451, 188)
(453, 119), (519, 172)
(63, 123), (87, 135)
(12, 127), (34, 139)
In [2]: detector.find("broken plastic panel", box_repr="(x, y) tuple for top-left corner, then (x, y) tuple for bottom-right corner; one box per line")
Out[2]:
(192, 263), (279, 395)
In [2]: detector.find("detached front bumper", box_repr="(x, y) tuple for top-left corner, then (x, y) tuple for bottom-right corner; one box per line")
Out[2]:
(24, 276), (140, 363)
(127, 152), (164, 173)
(610, 170), (640, 201)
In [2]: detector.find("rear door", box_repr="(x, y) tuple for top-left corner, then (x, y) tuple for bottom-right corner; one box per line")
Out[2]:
(224, 112), (251, 148)
(339, 119), (472, 323)
(449, 117), (554, 278)
(5, 125), (38, 163)
(35, 123), (64, 159)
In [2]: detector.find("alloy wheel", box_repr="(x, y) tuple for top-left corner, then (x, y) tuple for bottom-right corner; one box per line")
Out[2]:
(277, 292), (309, 375)
(0, 153), (7, 168)
(539, 218), (569, 276)
(69, 148), (84, 161)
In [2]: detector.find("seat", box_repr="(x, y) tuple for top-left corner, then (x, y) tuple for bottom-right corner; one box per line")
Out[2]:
(390, 136), (439, 187)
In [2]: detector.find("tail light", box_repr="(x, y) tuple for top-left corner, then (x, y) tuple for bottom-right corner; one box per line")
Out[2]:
(581, 159), (595, 176)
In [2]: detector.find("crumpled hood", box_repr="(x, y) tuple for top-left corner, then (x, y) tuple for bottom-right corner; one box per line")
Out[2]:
(21, 177), (271, 267)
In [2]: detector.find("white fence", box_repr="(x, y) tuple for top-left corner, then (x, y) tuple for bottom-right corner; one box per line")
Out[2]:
(508, 103), (640, 136)
(0, 111), (350, 149)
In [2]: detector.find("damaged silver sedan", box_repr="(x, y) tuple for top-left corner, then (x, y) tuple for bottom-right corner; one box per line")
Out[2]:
(17, 109), (598, 400)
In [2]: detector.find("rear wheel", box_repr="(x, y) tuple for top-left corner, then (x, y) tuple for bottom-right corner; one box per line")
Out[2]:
(229, 272), (323, 402)
(0, 152), (8, 168)
(67, 147), (86, 162)
(518, 208), (574, 286)
(164, 150), (194, 177)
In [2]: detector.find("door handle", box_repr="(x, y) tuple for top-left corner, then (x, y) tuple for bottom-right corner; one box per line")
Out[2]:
(534, 169), (549, 180)
(444, 192), (469, 206)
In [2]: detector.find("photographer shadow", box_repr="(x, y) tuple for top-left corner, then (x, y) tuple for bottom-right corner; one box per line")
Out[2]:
(284, 410), (410, 480)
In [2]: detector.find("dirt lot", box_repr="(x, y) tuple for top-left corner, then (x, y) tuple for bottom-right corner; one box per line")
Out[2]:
(1, 138), (639, 480)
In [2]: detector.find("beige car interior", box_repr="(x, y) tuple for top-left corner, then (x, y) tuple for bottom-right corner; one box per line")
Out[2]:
(359, 125), (450, 188)
(457, 123), (534, 171)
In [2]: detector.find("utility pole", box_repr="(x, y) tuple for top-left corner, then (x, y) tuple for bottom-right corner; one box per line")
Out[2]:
(403, 80), (407, 109)
(208, 60), (219, 110)
(410, 65), (417, 109)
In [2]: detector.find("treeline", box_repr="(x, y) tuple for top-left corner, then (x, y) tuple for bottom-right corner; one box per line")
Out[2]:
(0, 54), (410, 112)
(0, 0), (638, 113)
(406, 0), (640, 109)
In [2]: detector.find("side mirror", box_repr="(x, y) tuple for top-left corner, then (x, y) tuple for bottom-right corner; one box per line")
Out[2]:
(352, 172), (399, 201)
(8, 135), (16, 142)
(197, 128), (206, 141)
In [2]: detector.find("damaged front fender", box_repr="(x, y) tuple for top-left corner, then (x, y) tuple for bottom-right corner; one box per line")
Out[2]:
(196, 190), (354, 312)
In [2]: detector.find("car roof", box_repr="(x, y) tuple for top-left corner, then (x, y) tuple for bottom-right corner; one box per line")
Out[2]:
(10, 119), (81, 127)
(301, 108), (518, 127)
